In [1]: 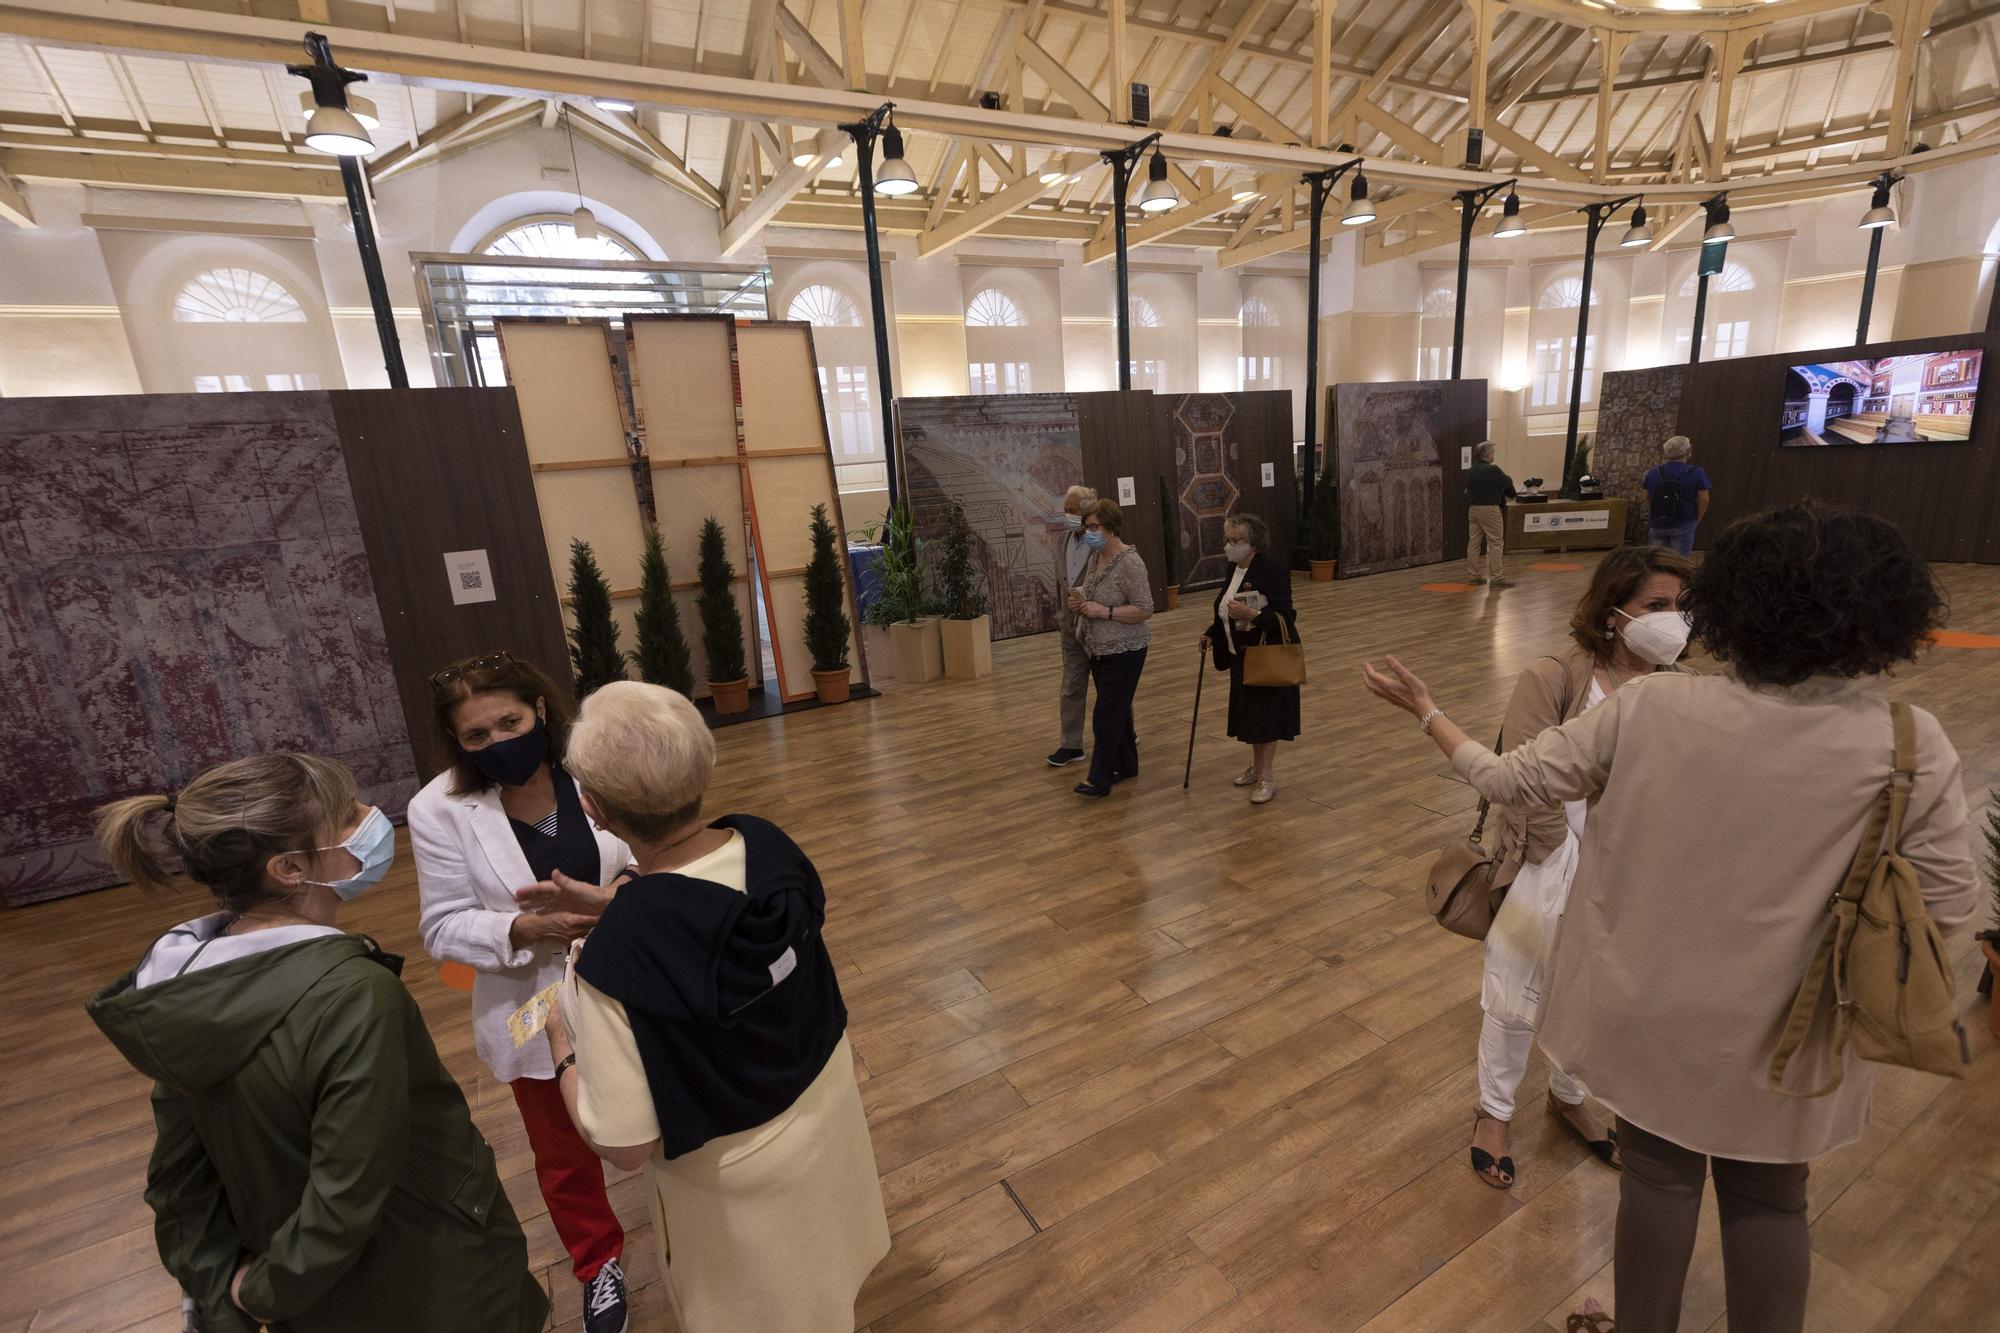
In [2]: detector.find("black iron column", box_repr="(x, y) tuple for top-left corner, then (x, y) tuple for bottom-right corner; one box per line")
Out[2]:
(840, 104), (901, 510)
(1856, 225), (1886, 345)
(1450, 178), (1515, 381)
(1563, 195), (1641, 484)
(1099, 132), (1161, 393)
(1299, 159), (1361, 507)
(1688, 269), (1710, 366)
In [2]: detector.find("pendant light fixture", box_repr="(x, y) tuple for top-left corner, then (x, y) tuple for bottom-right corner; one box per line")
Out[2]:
(561, 108), (599, 241)
(1492, 190), (1526, 237)
(1340, 170), (1375, 225)
(1702, 197), (1734, 246)
(1619, 201), (1653, 247)
(1858, 176), (1896, 229)
(873, 116), (919, 196)
(1135, 149), (1180, 213)
(297, 89), (380, 131)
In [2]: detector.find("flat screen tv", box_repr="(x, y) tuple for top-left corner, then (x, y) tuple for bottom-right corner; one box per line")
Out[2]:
(1780, 349), (1982, 445)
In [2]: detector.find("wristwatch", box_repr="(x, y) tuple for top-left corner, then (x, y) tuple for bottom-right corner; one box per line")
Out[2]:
(554, 1052), (577, 1079)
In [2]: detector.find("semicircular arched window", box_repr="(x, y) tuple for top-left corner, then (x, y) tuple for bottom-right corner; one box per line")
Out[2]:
(1239, 297), (1279, 327)
(966, 288), (1029, 327)
(481, 218), (645, 262)
(787, 284), (863, 327)
(1536, 276), (1599, 310)
(1129, 295), (1162, 328)
(1678, 261), (1757, 297)
(173, 268), (308, 323)
(1421, 286), (1456, 319)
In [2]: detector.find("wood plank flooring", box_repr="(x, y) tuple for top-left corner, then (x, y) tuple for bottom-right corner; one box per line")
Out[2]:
(5, 554), (2000, 1332)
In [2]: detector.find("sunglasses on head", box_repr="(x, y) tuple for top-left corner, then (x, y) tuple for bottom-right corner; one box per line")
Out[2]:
(430, 650), (518, 694)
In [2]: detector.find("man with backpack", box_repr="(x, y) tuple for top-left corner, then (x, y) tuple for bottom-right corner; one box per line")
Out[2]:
(1642, 435), (1711, 555)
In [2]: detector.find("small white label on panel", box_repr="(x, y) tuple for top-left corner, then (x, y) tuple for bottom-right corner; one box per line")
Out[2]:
(444, 549), (497, 606)
(1260, 462), (1276, 488)
(1117, 476), (1136, 506)
(1461, 446), (1474, 469)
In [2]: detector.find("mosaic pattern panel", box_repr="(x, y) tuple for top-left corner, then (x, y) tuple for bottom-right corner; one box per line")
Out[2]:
(0, 394), (417, 906)
(900, 394), (1084, 640)
(1166, 394), (1242, 591)
(1594, 366), (1687, 542)
(1334, 381), (1446, 577)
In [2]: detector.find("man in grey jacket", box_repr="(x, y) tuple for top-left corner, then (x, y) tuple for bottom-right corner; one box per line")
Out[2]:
(1047, 484), (1097, 766)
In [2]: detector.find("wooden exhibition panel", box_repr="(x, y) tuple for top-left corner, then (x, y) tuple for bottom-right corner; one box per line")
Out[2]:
(625, 314), (758, 696)
(734, 320), (865, 700)
(1076, 390), (1171, 607)
(1505, 498), (1631, 552)
(493, 319), (647, 656)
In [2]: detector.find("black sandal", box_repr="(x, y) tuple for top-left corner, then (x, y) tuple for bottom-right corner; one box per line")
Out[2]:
(1548, 1090), (1621, 1169)
(1567, 1299), (1614, 1331)
(1469, 1109), (1515, 1189)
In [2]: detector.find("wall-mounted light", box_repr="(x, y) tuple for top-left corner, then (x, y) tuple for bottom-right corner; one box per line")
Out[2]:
(1135, 149), (1179, 213)
(297, 88), (379, 130)
(1858, 176), (1897, 229)
(874, 118), (919, 196)
(1619, 201), (1652, 248)
(1493, 190), (1525, 238)
(1231, 183), (1260, 203)
(1703, 196), (1734, 246)
(1340, 171), (1375, 226)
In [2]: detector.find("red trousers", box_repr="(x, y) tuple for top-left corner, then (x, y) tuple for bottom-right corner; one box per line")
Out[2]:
(511, 1076), (624, 1282)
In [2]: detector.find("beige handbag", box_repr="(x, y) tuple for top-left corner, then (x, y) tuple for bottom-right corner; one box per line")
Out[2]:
(1240, 618), (1305, 687)
(1767, 702), (1969, 1096)
(1426, 791), (1504, 940)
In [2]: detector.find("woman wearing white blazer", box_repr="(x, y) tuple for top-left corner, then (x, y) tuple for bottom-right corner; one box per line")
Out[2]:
(408, 651), (633, 1333)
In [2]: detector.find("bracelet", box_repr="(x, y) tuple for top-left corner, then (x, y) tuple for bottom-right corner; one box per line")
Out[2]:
(553, 1052), (576, 1079)
(1417, 707), (1446, 735)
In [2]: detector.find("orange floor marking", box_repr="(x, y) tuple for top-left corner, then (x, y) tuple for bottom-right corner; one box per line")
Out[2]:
(1421, 582), (1480, 593)
(1928, 630), (2000, 649)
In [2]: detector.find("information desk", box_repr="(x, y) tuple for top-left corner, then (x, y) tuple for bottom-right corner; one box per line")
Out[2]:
(1504, 498), (1630, 552)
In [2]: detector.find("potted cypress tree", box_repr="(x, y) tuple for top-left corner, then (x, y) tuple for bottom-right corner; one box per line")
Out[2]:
(1306, 461), (1339, 581)
(934, 501), (991, 679)
(634, 527), (695, 696)
(1158, 475), (1182, 610)
(803, 503), (854, 704)
(1976, 790), (2000, 1038)
(566, 538), (628, 696)
(880, 505), (941, 683)
(696, 516), (749, 714)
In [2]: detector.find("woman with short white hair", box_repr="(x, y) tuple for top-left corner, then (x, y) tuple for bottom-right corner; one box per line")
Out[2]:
(540, 682), (889, 1332)
(1049, 483), (1099, 767)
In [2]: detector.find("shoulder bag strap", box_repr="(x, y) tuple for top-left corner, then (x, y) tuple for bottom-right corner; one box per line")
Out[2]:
(1468, 728), (1502, 843)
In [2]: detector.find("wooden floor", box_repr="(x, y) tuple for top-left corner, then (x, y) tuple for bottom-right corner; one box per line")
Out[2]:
(7, 554), (2000, 1333)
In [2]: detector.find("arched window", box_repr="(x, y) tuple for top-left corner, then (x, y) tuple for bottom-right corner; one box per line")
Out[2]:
(1537, 276), (1599, 310)
(1129, 295), (1161, 328)
(1239, 297), (1278, 328)
(1678, 261), (1757, 297)
(966, 288), (1028, 327)
(1421, 286), (1456, 319)
(173, 268), (307, 323)
(788, 284), (863, 327)
(481, 218), (644, 262)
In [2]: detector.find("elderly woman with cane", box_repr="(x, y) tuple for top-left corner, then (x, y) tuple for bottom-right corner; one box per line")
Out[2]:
(1197, 513), (1299, 805)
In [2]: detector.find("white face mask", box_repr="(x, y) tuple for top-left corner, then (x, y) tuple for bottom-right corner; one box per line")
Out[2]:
(1614, 608), (1692, 666)
(1064, 513), (1083, 531)
(1223, 540), (1252, 565)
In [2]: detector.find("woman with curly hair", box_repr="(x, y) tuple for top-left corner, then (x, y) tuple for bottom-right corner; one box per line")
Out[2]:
(1362, 503), (1978, 1333)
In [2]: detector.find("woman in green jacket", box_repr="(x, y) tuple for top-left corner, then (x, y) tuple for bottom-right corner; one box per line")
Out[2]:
(87, 753), (547, 1333)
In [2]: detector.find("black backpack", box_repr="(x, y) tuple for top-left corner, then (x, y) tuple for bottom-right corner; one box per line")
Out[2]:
(1653, 463), (1692, 524)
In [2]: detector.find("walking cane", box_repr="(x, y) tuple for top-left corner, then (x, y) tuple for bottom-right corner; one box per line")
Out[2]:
(1184, 637), (1208, 790)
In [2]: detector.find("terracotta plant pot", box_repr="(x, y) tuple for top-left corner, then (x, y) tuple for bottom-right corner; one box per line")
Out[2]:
(811, 667), (852, 705)
(889, 618), (943, 683)
(1310, 559), (1336, 582)
(708, 677), (750, 715)
(939, 615), (993, 679)
(1982, 940), (2000, 1040)
(1164, 586), (1180, 610)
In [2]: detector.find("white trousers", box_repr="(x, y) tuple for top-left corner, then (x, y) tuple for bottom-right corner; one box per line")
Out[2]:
(1478, 1010), (1587, 1120)
(1478, 814), (1589, 1122)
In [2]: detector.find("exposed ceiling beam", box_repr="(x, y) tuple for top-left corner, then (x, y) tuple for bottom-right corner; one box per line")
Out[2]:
(570, 99), (723, 206)
(917, 149), (1092, 256)
(370, 95), (536, 182)
(0, 167), (34, 226)
(3, 145), (343, 197)
(774, 4), (844, 90)
(718, 125), (842, 254)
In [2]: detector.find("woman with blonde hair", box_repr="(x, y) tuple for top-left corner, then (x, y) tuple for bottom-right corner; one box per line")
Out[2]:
(539, 681), (889, 1331)
(87, 754), (545, 1333)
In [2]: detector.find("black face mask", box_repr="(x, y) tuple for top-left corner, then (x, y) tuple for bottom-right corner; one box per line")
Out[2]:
(463, 715), (546, 787)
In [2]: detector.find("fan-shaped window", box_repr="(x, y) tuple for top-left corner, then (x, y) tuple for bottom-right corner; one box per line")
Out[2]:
(481, 219), (644, 262)
(1536, 276), (1599, 310)
(966, 288), (1028, 327)
(1678, 261), (1757, 297)
(1129, 295), (1161, 328)
(1239, 297), (1279, 328)
(1421, 286), (1456, 319)
(788, 284), (863, 327)
(173, 268), (307, 324)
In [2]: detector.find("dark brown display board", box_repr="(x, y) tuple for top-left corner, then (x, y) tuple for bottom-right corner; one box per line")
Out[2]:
(1328, 379), (1485, 577)
(1164, 391), (1295, 589)
(334, 388), (572, 778)
(1671, 331), (2000, 562)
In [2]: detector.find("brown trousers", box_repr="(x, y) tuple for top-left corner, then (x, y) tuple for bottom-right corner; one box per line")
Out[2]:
(1467, 504), (1505, 579)
(1614, 1118), (1811, 1333)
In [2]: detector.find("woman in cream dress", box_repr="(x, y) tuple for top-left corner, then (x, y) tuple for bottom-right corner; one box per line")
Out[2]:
(540, 681), (889, 1331)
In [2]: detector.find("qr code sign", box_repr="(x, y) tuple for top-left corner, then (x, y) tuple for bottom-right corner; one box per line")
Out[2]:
(458, 569), (485, 591)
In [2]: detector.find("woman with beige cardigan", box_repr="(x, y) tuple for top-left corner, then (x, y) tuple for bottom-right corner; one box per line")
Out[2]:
(1470, 545), (1695, 1191)
(1365, 503), (1977, 1333)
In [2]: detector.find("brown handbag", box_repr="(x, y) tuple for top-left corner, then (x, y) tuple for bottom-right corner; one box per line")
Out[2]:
(1240, 617), (1305, 687)
(1426, 791), (1505, 940)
